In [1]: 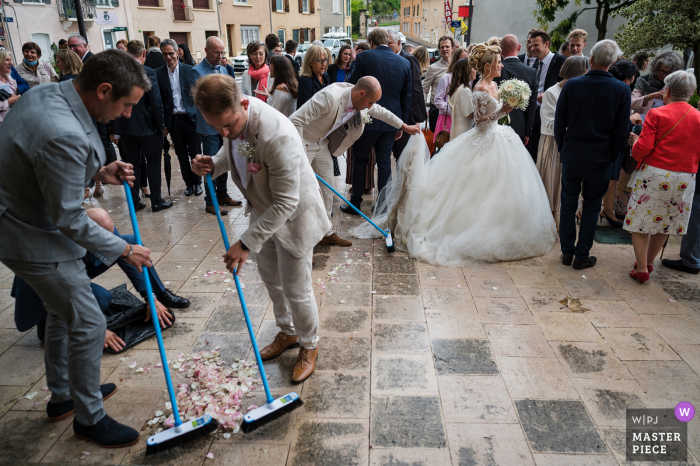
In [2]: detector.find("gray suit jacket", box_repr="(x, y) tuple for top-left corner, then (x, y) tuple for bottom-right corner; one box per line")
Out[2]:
(211, 97), (330, 256)
(0, 80), (126, 264)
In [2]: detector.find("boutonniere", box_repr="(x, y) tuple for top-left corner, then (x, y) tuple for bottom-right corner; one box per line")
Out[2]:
(239, 141), (256, 159)
(247, 163), (262, 174)
(360, 109), (373, 125)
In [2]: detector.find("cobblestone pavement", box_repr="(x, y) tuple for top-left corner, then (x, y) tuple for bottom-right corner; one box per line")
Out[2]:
(1, 155), (700, 466)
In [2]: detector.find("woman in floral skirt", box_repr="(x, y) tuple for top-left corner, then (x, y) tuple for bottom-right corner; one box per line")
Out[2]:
(624, 70), (700, 283)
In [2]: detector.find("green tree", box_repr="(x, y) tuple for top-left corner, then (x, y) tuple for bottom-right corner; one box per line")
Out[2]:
(371, 0), (400, 15)
(533, 0), (640, 51)
(614, 0), (699, 84)
(351, 0), (364, 36)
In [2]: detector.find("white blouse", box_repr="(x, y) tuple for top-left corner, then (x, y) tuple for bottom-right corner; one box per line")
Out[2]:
(540, 82), (563, 136)
(448, 85), (474, 140)
(268, 86), (297, 118)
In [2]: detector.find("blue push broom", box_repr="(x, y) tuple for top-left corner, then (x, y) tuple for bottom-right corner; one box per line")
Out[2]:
(121, 181), (219, 455)
(205, 174), (302, 434)
(314, 174), (395, 252)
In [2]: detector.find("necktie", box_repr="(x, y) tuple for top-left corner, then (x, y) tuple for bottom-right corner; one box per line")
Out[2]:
(534, 59), (542, 88)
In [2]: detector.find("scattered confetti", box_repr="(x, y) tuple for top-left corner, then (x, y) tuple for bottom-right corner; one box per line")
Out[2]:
(24, 391), (38, 400)
(382, 296), (388, 299)
(206, 452), (215, 459)
(340, 299), (346, 304)
(48, 433), (57, 438)
(456, 285), (462, 289)
(164, 281), (171, 285)
(493, 286), (499, 290)
(223, 433), (231, 439)
(431, 277), (436, 280)
(669, 299), (675, 302)
(246, 405), (258, 412)
(79, 451), (90, 460)
(119, 357), (127, 362)
(176, 266), (182, 269)
(581, 275), (586, 279)
(128, 361), (138, 369)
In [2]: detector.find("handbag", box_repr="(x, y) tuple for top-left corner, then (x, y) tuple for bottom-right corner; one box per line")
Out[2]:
(434, 130), (451, 149)
(627, 107), (692, 188)
(422, 127), (435, 156)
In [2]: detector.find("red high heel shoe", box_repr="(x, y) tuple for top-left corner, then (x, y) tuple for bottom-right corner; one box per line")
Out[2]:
(634, 262), (654, 273)
(630, 269), (650, 284)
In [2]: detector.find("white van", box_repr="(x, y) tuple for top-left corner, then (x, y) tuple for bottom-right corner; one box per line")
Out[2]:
(321, 33), (354, 62)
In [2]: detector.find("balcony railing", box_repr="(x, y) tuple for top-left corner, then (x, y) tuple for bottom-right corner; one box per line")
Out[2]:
(172, 2), (194, 21)
(57, 0), (96, 21)
(192, 0), (209, 9)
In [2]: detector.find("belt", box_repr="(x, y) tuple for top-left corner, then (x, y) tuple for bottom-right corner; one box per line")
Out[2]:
(173, 113), (189, 119)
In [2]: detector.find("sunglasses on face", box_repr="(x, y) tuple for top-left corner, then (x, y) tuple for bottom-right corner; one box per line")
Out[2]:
(315, 58), (328, 64)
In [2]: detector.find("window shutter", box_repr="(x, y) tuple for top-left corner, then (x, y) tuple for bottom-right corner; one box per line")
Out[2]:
(332, 0), (338, 13)
(310, 0), (314, 13)
(111, 0), (118, 6)
(43, 0), (51, 4)
(284, 0), (289, 12)
(298, 0), (302, 12)
(311, 28), (315, 41)
(271, 0), (276, 12)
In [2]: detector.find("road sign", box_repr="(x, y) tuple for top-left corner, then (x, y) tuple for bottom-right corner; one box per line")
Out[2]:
(393, 11), (397, 19)
(112, 26), (127, 31)
(5, 17), (13, 22)
(450, 20), (461, 28)
(448, 19), (468, 35)
(458, 5), (471, 17)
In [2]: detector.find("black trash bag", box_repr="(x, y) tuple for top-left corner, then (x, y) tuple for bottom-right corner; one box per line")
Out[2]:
(104, 284), (175, 354)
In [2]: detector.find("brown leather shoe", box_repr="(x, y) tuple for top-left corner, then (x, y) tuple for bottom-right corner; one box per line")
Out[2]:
(319, 233), (352, 247)
(291, 346), (318, 383)
(260, 332), (299, 361)
(218, 196), (243, 207)
(206, 205), (228, 216)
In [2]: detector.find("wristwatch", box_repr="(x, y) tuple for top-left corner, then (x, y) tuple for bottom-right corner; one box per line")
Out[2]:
(240, 240), (249, 251)
(123, 243), (133, 258)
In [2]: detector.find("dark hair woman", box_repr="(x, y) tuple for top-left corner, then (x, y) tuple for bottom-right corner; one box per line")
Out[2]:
(178, 43), (196, 66)
(16, 42), (57, 88)
(447, 58), (475, 140)
(243, 41), (271, 102)
(255, 54), (299, 117)
(327, 44), (353, 83)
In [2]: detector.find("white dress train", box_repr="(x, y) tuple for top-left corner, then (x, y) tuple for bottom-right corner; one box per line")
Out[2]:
(350, 90), (557, 265)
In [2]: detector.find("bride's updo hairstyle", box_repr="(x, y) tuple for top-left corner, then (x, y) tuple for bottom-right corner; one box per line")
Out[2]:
(468, 43), (502, 78)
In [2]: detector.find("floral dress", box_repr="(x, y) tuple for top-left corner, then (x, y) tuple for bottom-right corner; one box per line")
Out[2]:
(623, 163), (696, 235)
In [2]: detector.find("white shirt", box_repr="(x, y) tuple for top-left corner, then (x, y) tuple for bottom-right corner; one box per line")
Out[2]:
(168, 62), (186, 114)
(324, 97), (357, 139)
(231, 102), (251, 188)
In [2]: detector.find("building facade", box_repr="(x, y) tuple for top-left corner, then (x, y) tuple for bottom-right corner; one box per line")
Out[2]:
(220, 0), (270, 58)
(269, 0), (321, 47)
(319, 0), (350, 37)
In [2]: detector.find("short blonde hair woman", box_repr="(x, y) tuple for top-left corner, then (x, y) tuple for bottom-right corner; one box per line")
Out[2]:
(298, 45), (329, 108)
(55, 49), (83, 81)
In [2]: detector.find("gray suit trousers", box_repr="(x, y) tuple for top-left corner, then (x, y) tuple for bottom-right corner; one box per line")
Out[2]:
(3, 258), (106, 426)
(306, 141), (335, 237)
(251, 209), (319, 349)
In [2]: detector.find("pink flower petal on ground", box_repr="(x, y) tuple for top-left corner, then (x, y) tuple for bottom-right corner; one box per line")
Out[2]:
(246, 405), (258, 411)
(206, 452), (215, 459)
(669, 299), (675, 302)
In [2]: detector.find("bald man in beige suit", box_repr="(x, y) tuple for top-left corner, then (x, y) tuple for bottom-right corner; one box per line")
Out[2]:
(290, 77), (420, 246)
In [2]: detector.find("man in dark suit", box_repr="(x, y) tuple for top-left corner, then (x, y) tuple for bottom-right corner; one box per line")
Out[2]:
(114, 40), (172, 212)
(555, 40), (631, 270)
(156, 39), (202, 197)
(285, 39), (301, 76)
(388, 30), (426, 159)
(343, 28), (411, 214)
(518, 29), (538, 65)
(524, 28), (567, 163)
(68, 35), (94, 62)
(495, 34), (537, 147)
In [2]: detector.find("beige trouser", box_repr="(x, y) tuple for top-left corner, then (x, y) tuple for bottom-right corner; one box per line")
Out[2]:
(251, 209), (319, 349)
(306, 140), (334, 237)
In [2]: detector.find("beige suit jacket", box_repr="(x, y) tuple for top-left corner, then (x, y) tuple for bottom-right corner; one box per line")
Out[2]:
(289, 83), (403, 156)
(210, 97), (331, 257)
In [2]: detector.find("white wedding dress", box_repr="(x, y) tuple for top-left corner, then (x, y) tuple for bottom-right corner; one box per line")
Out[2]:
(350, 90), (557, 265)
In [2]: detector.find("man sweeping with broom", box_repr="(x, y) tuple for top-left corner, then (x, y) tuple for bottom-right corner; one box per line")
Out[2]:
(191, 74), (331, 384)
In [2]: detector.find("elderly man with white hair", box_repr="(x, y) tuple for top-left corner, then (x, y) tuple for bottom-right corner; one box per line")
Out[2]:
(554, 39), (631, 270)
(67, 35), (93, 62)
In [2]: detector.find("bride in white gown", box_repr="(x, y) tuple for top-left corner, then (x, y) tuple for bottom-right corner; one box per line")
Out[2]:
(350, 44), (557, 265)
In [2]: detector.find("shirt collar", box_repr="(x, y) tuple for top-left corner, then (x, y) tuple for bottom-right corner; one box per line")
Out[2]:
(346, 96), (355, 112)
(503, 56), (519, 60)
(542, 51), (554, 65)
(82, 50), (89, 60)
(168, 61), (179, 75)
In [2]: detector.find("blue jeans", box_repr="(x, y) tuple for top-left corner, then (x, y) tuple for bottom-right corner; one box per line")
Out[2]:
(560, 163), (612, 258)
(199, 133), (228, 206)
(680, 167), (700, 268)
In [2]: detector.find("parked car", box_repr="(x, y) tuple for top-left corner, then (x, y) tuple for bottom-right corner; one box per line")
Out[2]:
(427, 48), (439, 64)
(294, 43), (313, 66)
(231, 50), (247, 72)
(322, 33), (353, 62)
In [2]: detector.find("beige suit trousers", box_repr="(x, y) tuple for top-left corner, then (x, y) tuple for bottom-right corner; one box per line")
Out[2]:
(251, 209), (319, 349)
(306, 140), (335, 237)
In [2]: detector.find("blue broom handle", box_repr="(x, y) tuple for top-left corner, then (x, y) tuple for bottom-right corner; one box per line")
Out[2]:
(205, 174), (273, 404)
(314, 174), (387, 238)
(122, 181), (183, 428)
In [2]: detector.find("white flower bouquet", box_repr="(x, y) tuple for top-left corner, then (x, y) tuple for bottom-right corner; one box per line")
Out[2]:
(497, 78), (531, 111)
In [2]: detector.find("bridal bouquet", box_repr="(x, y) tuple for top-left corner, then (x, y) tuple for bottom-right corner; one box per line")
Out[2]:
(497, 78), (531, 111)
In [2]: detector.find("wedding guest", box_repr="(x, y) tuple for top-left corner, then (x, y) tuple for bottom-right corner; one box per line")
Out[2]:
(67, 35), (93, 62)
(566, 29), (587, 57)
(423, 36), (455, 132)
(347, 42), (369, 76)
(434, 47), (468, 143)
(631, 52), (650, 91)
(15, 42), (57, 88)
(624, 71), (700, 283)
(242, 41), (272, 102)
(537, 55), (588, 223)
(55, 49), (82, 82)
(285, 39), (301, 76)
(265, 33), (280, 62)
(0, 49), (20, 128)
(403, 44), (414, 54)
(631, 51), (683, 114)
(191, 36), (241, 215)
(561, 42), (570, 58)
(448, 58), (475, 140)
(488, 36), (501, 47)
(345, 42), (373, 191)
(220, 57), (236, 77)
(495, 34), (538, 147)
(10, 65), (29, 94)
(555, 40), (631, 270)
(327, 44), (352, 83)
(297, 45), (329, 109)
(412, 46), (430, 79)
(145, 36), (166, 69)
(116, 39), (128, 51)
(272, 43), (284, 56)
(524, 29), (566, 163)
(519, 28), (539, 64)
(178, 43), (196, 66)
(58, 38), (68, 50)
(255, 55), (298, 117)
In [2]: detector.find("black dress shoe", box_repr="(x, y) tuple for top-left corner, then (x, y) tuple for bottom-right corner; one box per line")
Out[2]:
(194, 185), (203, 196)
(156, 289), (190, 308)
(562, 254), (573, 266)
(662, 259), (700, 275)
(184, 186), (194, 196)
(151, 200), (173, 212)
(573, 256), (597, 270)
(73, 414), (139, 448)
(340, 204), (361, 216)
(47, 383), (118, 422)
(135, 200), (147, 211)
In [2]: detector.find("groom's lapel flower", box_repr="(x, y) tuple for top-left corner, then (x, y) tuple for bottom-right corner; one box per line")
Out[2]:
(239, 140), (256, 159)
(360, 109), (373, 125)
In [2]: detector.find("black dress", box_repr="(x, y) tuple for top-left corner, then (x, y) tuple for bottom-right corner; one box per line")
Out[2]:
(297, 73), (340, 175)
